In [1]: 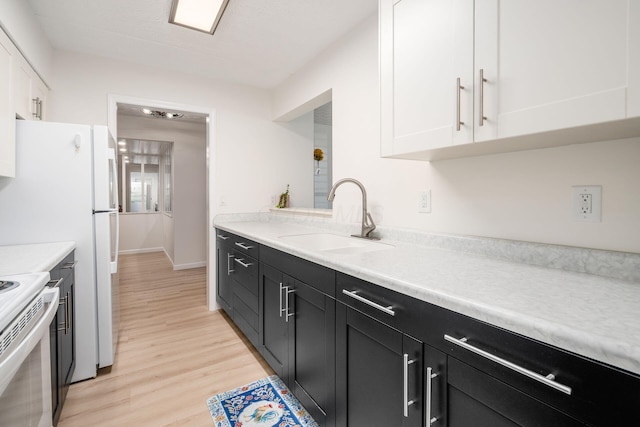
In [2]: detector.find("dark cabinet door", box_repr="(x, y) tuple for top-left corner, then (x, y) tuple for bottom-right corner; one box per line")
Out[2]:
(50, 252), (76, 427)
(288, 280), (336, 427)
(259, 264), (289, 381)
(216, 241), (233, 315)
(336, 303), (422, 427)
(59, 262), (75, 392)
(447, 356), (585, 427)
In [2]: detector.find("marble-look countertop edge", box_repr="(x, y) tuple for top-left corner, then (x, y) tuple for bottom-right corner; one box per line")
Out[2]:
(0, 241), (76, 276)
(214, 219), (640, 377)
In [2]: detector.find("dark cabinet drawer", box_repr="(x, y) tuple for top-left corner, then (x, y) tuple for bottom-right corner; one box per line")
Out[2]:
(233, 274), (258, 313)
(262, 245), (335, 297)
(216, 228), (260, 259)
(336, 272), (424, 334)
(232, 252), (258, 296)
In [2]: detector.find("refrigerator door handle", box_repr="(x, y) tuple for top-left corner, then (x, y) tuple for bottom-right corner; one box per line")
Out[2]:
(109, 147), (120, 274)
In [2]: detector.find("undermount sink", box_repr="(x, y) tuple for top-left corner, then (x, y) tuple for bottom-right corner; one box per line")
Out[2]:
(278, 233), (394, 255)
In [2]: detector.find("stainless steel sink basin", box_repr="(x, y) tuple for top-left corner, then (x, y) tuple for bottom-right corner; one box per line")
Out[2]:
(278, 233), (394, 254)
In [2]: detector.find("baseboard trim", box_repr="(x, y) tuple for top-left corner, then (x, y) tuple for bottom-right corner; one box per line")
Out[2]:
(119, 247), (164, 255)
(173, 261), (206, 271)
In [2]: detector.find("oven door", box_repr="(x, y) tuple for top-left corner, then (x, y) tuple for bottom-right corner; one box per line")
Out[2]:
(0, 287), (59, 427)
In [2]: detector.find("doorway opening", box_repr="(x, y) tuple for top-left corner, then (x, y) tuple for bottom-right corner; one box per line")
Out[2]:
(107, 95), (214, 308)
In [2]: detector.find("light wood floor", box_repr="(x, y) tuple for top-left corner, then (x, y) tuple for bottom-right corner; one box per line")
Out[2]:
(58, 252), (273, 427)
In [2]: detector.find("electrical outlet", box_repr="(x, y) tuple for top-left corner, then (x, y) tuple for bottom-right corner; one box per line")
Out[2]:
(418, 190), (431, 213)
(572, 186), (601, 222)
(219, 195), (227, 207)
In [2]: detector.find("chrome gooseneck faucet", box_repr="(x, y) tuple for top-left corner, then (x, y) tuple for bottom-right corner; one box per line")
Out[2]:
(327, 178), (378, 240)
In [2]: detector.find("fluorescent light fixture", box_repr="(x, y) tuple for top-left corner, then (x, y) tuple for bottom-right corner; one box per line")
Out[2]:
(169, 0), (230, 35)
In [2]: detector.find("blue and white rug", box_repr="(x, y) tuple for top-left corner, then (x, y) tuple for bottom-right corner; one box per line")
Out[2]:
(207, 375), (319, 427)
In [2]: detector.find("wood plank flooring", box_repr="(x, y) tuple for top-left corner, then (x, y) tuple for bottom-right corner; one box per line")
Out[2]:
(58, 252), (273, 427)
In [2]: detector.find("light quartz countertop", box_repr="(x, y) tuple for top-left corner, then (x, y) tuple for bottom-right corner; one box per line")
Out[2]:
(214, 214), (640, 377)
(0, 242), (76, 276)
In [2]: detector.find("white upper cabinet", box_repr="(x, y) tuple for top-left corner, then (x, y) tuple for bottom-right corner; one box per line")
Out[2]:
(381, 0), (640, 160)
(0, 28), (49, 177)
(476, 0), (631, 142)
(0, 29), (15, 177)
(14, 53), (46, 121)
(380, 0), (473, 157)
(13, 55), (32, 120)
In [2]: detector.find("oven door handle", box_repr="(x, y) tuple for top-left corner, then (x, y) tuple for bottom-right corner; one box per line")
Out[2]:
(0, 287), (59, 395)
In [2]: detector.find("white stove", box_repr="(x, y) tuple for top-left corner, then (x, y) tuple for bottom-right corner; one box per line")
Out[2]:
(0, 271), (57, 427)
(0, 272), (50, 333)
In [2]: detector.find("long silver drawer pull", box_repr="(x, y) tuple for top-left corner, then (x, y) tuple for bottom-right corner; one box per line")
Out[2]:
(279, 282), (284, 318)
(456, 77), (464, 131)
(425, 367), (438, 425)
(234, 258), (253, 268)
(227, 253), (235, 274)
(235, 242), (254, 250)
(479, 68), (488, 126)
(342, 289), (395, 316)
(217, 234), (230, 240)
(285, 288), (295, 322)
(47, 277), (64, 288)
(403, 354), (416, 417)
(444, 335), (572, 395)
(61, 260), (78, 270)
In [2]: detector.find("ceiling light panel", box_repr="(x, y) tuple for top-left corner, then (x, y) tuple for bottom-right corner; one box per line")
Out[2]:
(169, 0), (230, 34)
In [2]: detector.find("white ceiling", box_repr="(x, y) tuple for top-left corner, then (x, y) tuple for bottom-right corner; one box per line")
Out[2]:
(26, 0), (378, 90)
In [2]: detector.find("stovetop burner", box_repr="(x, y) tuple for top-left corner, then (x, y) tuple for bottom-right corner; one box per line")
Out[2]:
(0, 280), (19, 294)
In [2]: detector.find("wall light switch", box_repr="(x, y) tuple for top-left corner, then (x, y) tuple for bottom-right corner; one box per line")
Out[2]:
(572, 185), (601, 222)
(418, 190), (431, 213)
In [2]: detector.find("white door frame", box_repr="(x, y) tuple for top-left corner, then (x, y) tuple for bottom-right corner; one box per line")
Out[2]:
(107, 94), (217, 310)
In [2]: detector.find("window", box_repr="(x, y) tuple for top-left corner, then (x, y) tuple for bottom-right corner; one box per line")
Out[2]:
(117, 139), (173, 214)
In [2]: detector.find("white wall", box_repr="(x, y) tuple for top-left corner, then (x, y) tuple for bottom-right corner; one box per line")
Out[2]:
(48, 50), (311, 308)
(118, 213), (164, 254)
(274, 14), (640, 253)
(0, 0), (53, 83)
(117, 114), (207, 269)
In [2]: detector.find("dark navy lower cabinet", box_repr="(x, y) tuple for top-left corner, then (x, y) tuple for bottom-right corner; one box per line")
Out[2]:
(336, 303), (422, 427)
(259, 246), (337, 427)
(215, 233), (640, 427)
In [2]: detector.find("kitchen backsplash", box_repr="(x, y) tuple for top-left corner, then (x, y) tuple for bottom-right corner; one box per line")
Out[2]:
(216, 212), (640, 283)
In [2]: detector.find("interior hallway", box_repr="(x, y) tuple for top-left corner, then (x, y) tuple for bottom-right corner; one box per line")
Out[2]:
(58, 251), (272, 426)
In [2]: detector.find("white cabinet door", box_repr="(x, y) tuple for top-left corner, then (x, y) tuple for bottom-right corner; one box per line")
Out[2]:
(13, 55), (32, 120)
(30, 74), (47, 121)
(0, 30), (15, 177)
(628, 1), (640, 118)
(381, 0), (473, 157)
(476, 0), (631, 141)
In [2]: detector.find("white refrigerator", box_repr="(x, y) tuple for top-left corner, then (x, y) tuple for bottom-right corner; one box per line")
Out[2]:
(0, 120), (120, 382)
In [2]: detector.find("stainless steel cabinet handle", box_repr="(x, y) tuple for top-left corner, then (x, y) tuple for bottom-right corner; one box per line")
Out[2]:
(235, 242), (254, 250)
(61, 260), (78, 270)
(285, 288), (295, 323)
(58, 294), (69, 334)
(227, 253), (235, 275)
(66, 291), (71, 334)
(47, 277), (64, 288)
(425, 367), (439, 425)
(444, 334), (572, 395)
(342, 289), (395, 316)
(403, 354), (416, 417)
(32, 97), (41, 119)
(234, 258), (253, 268)
(479, 69), (488, 126)
(217, 234), (230, 240)
(279, 282), (284, 318)
(456, 77), (464, 131)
